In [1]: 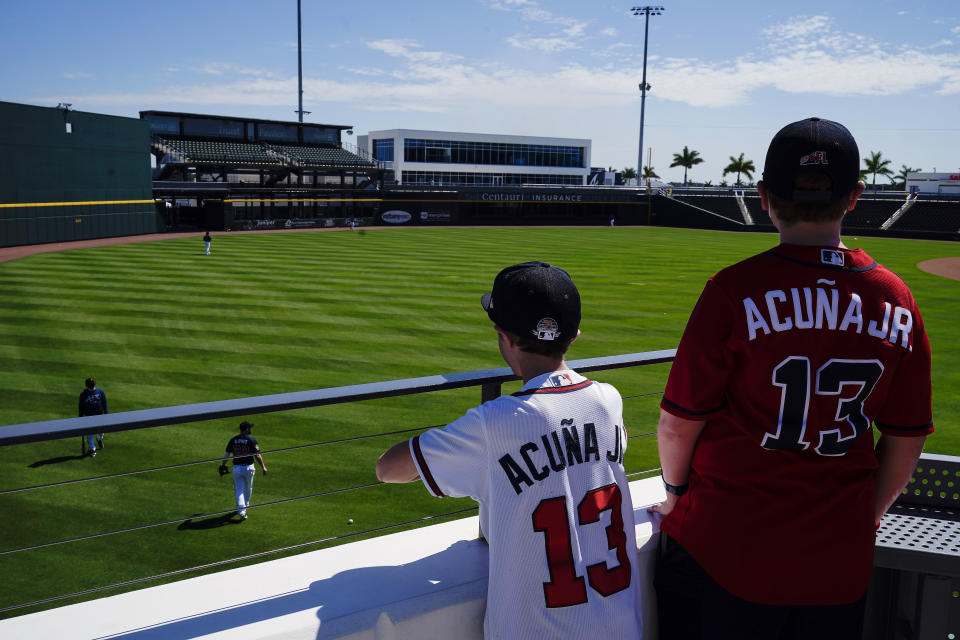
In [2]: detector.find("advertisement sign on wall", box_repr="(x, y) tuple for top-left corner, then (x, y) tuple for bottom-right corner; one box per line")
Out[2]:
(381, 210), (413, 224)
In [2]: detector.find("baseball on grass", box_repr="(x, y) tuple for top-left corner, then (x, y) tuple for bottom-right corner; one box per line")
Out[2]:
(347, 518), (354, 525)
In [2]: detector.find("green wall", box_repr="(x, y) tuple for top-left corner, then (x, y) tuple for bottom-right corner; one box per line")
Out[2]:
(0, 101), (157, 247)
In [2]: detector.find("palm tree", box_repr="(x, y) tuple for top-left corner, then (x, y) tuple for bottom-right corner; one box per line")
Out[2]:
(670, 146), (704, 185)
(863, 151), (893, 191)
(722, 153), (756, 186)
(642, 165), (659, 179)
(621, 167), (638, 180)
(893, 164), (921, 189)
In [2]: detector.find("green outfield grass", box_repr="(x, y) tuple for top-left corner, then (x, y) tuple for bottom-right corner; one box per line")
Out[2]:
(0, 226), (957, 617)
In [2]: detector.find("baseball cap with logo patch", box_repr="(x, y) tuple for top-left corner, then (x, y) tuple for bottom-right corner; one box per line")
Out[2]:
(761, 117), (860, 202)
(480, 261), (580, 343)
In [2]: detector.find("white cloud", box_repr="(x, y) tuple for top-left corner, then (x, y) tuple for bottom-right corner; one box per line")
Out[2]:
(340, 66), (387, 77)
(952, 26), (960, 36)
(761, 15), (832, 43)
(506, 34), (578, 52)
(488, 0), (589, 41)
(39, 16), (960, 117)
(60, 72), (95, 80)
(199, 62), (230, 76)
(600, 27), (618, 37)
(367, 39), (461, 65)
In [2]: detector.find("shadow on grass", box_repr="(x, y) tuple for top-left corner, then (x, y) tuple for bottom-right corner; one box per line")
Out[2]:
(29, 454), (87, 467)
(178, 513), (241, 531)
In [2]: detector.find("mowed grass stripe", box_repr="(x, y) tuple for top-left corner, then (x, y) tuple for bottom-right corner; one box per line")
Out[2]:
(0, 227), (956, 617)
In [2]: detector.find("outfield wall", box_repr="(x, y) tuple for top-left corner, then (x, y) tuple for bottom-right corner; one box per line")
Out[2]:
(0, 101), (157, 247)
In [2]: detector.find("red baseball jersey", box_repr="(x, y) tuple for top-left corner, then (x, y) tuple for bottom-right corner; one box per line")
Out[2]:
(660, 243), (933, 606)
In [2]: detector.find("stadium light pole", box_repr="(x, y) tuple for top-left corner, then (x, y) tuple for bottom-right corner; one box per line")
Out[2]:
(295, 0), (310, 122)
(632, 6), (664, 182)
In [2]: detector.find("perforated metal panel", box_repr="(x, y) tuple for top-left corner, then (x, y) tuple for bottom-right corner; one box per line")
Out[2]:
(902, 453), (960, 508)
(876, 454), (960, 575)
(871, 454), (960, 639)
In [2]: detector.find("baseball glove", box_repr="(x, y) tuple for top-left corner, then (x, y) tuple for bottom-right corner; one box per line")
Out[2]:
(218, 463), (229, 477)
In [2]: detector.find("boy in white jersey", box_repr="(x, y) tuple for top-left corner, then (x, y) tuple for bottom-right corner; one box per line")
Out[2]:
(377, 261), (642, 640)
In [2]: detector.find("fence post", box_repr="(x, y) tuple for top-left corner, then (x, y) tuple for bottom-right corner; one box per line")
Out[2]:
(481, 382), (501, 404)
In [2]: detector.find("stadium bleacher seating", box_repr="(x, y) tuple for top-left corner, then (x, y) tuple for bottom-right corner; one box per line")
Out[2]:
(890, 200), (960, 234)
(671, 194), (746, 224)
(741, 196), (773, 229)
(152, 137), (374, 169)
(156, 137), (280, 165)
(267, 144), (375, 168)
(841, 198), (902, 230)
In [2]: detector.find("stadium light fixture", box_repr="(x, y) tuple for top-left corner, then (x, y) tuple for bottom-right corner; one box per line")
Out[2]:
(631, 5), (664, 182)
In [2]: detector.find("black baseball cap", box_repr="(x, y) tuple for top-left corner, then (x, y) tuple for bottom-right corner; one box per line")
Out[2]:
(761, 117), (860, 201)
(480, 261), (580, 343)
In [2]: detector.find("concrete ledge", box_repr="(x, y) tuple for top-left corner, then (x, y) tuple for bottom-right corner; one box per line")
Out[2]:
(0, 478), (666, 640)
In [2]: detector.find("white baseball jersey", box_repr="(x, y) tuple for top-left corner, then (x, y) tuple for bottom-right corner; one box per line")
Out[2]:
(410, 369), (642, 640)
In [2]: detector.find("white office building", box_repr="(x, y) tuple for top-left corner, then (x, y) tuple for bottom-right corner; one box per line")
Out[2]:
(906, 172), (960, 195)
(358, 129), (591, 187)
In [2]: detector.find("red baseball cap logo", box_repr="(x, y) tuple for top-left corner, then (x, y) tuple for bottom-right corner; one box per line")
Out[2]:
(799, 150), (828, 165)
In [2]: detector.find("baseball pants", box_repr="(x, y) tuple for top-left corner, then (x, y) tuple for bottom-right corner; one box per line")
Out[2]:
(232, 464), (256, 516)
(655, 534), (866, 640)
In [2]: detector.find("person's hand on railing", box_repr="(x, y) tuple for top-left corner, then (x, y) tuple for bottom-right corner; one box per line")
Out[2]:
(648, 492), (679, 517)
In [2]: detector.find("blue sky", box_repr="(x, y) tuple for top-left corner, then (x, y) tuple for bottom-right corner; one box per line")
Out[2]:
(2, 0), (958, 184)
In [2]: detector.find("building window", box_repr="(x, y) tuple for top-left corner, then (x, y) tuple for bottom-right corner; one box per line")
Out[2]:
(402, 139), (584, 168)
(373, 138), (394, 161)
(401, 171), (584, 186)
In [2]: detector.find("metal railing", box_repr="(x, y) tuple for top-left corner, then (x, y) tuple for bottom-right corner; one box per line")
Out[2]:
(0, 350), (675, 615)
(0, 349), (676, 447)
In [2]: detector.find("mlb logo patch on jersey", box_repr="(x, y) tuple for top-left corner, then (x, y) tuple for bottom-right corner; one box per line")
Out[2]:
(821, 249), (844, 266)
(534, 317), (560, 340)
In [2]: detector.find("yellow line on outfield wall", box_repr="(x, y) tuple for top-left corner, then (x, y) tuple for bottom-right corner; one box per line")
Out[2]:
(0, 200), (155, 208)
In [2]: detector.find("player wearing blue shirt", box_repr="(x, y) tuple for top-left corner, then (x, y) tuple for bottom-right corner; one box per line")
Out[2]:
(222, 421), (268, 520)
(78, 377), (106, 457)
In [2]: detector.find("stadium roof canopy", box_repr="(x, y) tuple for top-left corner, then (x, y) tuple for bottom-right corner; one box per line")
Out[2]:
(139, 110), (354, 131)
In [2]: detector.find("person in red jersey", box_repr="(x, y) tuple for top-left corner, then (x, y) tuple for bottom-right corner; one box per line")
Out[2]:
(650, 117), (933, 640)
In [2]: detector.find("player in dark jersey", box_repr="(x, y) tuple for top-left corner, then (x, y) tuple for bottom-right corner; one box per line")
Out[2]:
(650, 118), (933, 639)
(222, 421), (268, 520)
(78, 377), (107, 457)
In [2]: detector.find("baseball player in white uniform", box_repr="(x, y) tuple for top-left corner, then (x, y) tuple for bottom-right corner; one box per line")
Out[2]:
(377, 261), (642, 640)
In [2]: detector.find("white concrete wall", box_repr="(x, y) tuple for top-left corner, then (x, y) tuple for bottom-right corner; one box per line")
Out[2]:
(906, 172), (960, 194)
(0, 478), (665, 640)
